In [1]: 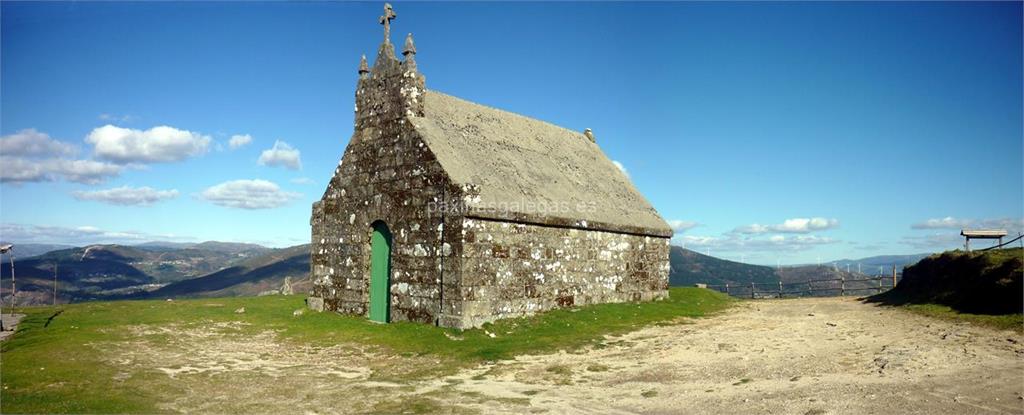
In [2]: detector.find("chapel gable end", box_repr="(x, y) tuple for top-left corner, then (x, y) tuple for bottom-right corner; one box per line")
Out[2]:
(353, 3), (425, 131)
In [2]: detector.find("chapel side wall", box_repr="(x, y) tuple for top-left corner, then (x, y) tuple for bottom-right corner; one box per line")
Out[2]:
(456, 217), (670, 328)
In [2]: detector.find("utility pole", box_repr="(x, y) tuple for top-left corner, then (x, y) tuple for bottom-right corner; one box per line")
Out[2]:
(53, 263), (58, 306)
(0, 244), (14, 331)
(10, 249), (14, 313)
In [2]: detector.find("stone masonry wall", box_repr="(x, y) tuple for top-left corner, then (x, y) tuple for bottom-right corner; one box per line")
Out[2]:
(454, 217), (670, 328)
(309, 41), (464, 325)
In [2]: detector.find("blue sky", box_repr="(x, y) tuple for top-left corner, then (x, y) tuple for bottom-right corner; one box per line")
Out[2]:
(1, 2), (1021, 264)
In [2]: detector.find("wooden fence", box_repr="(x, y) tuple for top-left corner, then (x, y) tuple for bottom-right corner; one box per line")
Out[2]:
(702, 274), (900, 299)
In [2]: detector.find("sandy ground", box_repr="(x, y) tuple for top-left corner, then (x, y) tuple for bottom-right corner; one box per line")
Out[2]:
(102, 298), (1024, 414)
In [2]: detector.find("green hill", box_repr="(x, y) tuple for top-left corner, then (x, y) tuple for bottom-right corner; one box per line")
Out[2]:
(669, 246), (778, 287)
(0, 243), (276, 305)
(669, 247), (896, 297)
(140, 244), (310, 299)
(871, 248), (1022, 315)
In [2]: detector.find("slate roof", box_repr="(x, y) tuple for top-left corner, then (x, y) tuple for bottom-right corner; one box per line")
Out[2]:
(410, 91), (672, 238)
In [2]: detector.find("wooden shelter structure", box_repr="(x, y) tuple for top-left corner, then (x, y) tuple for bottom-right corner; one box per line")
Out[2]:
(960, 229), (1007, 252)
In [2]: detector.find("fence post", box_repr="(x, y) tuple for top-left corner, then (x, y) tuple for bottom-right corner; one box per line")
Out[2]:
(892, 265), (897, 288)
(750, 281), (755, 299)
(778, 279), (783, 298)
(725, 283), (730, 296)
(877, 275), (882, 293)
(807, 279), (812, 296)
(840, 275), (845, 296)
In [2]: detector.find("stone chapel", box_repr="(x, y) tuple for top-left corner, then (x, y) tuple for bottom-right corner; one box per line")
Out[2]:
(308, 4), (672, 328)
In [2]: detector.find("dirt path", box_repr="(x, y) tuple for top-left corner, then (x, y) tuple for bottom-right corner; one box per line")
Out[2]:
(435, 297), (1024, 414)
(103, 298), (1024, 414)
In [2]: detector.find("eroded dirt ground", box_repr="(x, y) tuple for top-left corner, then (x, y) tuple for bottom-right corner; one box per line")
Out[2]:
(100, 298), (1024, 414)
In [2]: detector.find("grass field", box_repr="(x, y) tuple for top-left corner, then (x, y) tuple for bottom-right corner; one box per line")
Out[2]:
(0, 287), (732, 413)
(898, 303), (1023, 332)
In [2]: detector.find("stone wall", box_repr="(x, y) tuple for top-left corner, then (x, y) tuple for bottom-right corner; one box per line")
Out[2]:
(308, 41), (463, 325)
(452, 217), (670, 328)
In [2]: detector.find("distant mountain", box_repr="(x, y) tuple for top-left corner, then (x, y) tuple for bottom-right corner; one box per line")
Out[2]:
(134, 241), (198, 251)
(669, 247), (777, 287)
(0, 243), (74, 259)
(1, 245), (157, 305)
(0, 242), (287, 305)
(669, 247), (905, 297)
(190, 241), (271, 254)
(831, 254), (931, 274)
(140, 244), (310, 299)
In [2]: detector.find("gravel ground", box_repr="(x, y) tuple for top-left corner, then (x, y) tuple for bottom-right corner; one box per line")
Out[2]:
(438, 297), (1024, 415)
(104, 297), (1024, 414)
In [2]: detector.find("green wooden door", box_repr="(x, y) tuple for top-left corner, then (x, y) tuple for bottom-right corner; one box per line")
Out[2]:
(369, 222), (392, 323)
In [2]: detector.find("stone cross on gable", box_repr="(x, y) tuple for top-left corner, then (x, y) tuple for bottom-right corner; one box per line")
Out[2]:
(379, 3), (397, 43)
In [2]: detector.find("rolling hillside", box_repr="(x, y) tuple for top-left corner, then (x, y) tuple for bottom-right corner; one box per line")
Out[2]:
(831, 253), (931, 274)
(2, 241), (929, 304)
(140, 244), (310, 299)
(669, 247), (912, 297)
(0, 243), (74, 258)
(669, 246), (778, 287)
(0, 242), (277, 305)
(0, 245), (156, 305)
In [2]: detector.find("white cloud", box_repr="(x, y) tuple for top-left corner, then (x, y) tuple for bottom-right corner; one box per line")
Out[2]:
(667, 219), (699, 233)
(0, 157), (122, 185)
(98, 113), (137, 123)
(911, 216), (969, 230)
(199, 179), (300, 209)
(911, 216), (1023, 232)
(228, 134), (253, 150)
(86, 124), (211, 163)
(0, 128), (78, 158)
(900, 233), (965, 250)
(673, 233), (838, 253)
(0, 223), (190, 246)
(257, 140), (302, 170)
(290, 177), (314, 185)
(72, 186), (179, 206)
(733, 217), (839, 234)
(611, 160), (629, 178)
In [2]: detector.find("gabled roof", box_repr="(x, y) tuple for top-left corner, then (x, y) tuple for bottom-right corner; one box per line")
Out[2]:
(410, 91), (672, 237)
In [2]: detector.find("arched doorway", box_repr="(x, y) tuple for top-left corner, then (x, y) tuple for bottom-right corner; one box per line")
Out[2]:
(369, 221), (392, 323)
